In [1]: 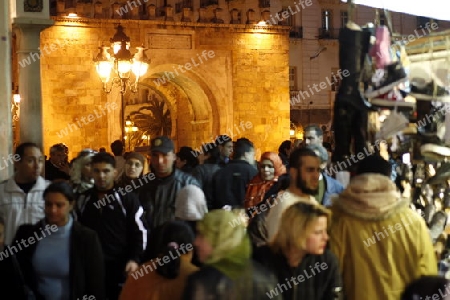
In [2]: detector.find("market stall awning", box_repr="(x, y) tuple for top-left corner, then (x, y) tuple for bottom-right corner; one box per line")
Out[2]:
(341, 0), (450, 21)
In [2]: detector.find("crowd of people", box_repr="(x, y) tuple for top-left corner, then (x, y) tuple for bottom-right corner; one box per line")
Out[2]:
(0, 127), (445, 300)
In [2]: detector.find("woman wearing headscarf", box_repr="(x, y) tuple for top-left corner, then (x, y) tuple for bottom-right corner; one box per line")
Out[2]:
(253, 202), (343, 300)
(175, 184), (208, 267)
(245, 152), (286, 248)
(175, 184), (208, 233)
(182, 210), (281, 299)
(120, 221), (198, 300)
(244, 152), (286, 212)
(70, 149), (96, 197)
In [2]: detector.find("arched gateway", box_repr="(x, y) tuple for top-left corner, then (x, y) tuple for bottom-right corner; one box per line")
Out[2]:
(38, 18), (290, 158)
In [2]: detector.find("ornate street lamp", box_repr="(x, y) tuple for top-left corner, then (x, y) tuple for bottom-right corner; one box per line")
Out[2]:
(94, 24), (150, 141)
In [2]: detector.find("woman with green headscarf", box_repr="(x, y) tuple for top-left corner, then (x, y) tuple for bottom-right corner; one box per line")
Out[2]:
(182, 209), (282, 299)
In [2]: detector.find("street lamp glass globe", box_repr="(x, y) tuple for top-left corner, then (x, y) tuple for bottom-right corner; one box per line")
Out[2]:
(117, 60), (132, 76)
(95, 61), (113, 82)
(132, 61), (149, 77)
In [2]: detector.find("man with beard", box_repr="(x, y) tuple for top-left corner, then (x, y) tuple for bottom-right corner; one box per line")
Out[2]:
(265, 148), (320, 242)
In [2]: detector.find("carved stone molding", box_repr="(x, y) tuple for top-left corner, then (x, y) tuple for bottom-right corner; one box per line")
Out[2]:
(212, 8), (224, 24)
(147, 34), (192, 49)
(56, 0), (65, 16)
(165, 6), (174, 21)
(147, 4), (156, 20)
(181, 8), (192, 22)
(246, 9), (256, 24)
(230, 8), (240, 24)
(50, 17), (291, 34)
(24, 0), (43, 12)
(317, 0), (342, 4)
(198, 8), (208, 23)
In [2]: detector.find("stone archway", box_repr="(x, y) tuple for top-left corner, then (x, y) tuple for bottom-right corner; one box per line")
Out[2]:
(39, 19), (290, 159)
(127, 64), (222, 151)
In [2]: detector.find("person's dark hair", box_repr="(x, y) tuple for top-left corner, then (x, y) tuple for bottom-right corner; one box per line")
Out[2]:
(177, 146), (199, 168)
(356, 154), (392, 177)
(91, 152), (116, 168)
(323, 142), (332, 152)
(15, 142), (41, 161)
(203, 143), (221, 164)
(50, 143), (69, 155)
(304, 124), (323, 137)
(233, 138), (254, 159)
(43, 181), (75, 203)
(278, 140), (292, 155)
(110, 140), (124, 156)
(215, 135), (232, 146)
(401, 275), (450, 300)
(155, 221), (195, 279)
(288, 147), (318, 170)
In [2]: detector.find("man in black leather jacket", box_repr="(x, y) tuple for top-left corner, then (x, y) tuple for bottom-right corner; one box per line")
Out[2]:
(139, 136), (201, 231)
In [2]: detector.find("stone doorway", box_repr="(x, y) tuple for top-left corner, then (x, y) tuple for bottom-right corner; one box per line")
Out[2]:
(123, 65), (220, 152)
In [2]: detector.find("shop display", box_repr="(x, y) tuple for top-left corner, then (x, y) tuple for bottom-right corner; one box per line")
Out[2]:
(333, 4), (450, 275)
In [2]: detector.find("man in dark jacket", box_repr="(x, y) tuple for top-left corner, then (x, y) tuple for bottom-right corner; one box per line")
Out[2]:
(211, 138), (258, 209)
(139, 136), (200, 230)
(44, 143), (70, 182)
(77, 152), (146, 300)
(192, 143), (221, 210)
(216, 135), (234, 167)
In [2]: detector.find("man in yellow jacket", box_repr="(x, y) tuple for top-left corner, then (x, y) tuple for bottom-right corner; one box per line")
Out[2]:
(329, 155), (437, 300)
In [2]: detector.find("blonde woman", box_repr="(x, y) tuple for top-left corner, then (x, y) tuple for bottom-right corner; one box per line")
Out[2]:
(254, 202), (343, 300)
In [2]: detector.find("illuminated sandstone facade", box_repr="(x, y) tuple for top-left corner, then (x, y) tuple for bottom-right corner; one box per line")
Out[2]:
(39, 19), (289, 158)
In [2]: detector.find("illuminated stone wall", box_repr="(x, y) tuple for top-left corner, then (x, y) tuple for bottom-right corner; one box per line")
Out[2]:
(40, 19), (290, 159)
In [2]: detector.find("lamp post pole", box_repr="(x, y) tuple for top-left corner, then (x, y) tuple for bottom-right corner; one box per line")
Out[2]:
(121, 93), (125, 145)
